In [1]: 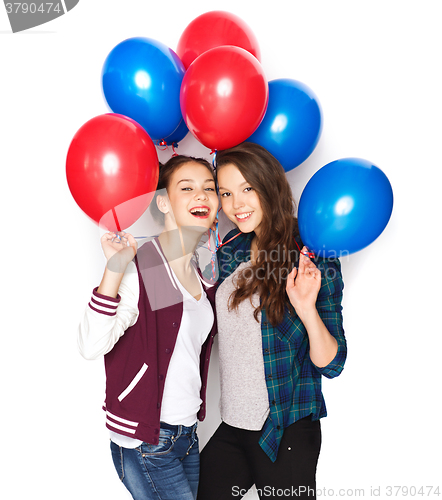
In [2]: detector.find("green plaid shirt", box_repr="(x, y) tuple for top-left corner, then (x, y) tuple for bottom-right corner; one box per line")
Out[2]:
(217, 229), (347, 462)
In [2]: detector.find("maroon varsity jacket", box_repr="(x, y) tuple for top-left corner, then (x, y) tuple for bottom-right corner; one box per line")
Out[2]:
(102, 239), (217, 445)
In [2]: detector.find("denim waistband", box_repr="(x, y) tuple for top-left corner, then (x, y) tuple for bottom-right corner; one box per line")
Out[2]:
(160, 421), (197, 434)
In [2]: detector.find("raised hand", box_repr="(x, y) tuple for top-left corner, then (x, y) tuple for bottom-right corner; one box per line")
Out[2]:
(286, 247), (321, 320)
(101, 231), (138, 274)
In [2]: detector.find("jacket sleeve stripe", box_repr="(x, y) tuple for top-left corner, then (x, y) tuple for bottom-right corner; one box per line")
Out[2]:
(92, 287), (121, 304)
(90, 296), (118, 310)
(88, 302), (117, 316)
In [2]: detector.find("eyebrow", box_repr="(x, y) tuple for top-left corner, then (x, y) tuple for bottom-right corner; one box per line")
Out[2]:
(218, 181), (249, 191)
(177, 178), (215, 184)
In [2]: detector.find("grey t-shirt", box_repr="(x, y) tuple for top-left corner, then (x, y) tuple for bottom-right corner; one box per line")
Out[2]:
(215, 261), (270, 430)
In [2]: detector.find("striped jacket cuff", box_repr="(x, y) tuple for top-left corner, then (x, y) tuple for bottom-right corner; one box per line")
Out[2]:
(88, 287), (121, 316)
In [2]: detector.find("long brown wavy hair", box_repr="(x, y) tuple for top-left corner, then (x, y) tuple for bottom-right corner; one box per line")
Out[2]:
(216, 142), (301, 326)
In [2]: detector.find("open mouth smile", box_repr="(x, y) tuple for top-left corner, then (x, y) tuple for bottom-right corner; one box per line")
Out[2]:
(190, 206), (211, 219)
(235, 211), (253, 221)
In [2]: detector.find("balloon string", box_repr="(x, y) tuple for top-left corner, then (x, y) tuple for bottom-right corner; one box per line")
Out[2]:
(207, 216), (223, 279)
(216, 231), (241, 250)
(292, 237), (315, 259)
(156, 139), (180, 155)
(112, 207), (122, 232)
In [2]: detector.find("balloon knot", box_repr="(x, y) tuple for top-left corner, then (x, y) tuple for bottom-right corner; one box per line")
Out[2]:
(211, 150), (218, 170)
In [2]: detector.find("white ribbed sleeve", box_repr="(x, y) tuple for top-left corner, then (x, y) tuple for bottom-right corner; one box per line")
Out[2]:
(78, 261), (140, 360)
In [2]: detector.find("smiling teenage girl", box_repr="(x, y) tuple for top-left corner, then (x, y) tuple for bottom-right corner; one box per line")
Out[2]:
(197, 142), (347, 500)
(78, 155), (218, 500)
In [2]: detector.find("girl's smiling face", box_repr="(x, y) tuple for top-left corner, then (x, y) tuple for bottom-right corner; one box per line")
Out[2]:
(217, 163), (263, 236)
(160, 161), (218, 231)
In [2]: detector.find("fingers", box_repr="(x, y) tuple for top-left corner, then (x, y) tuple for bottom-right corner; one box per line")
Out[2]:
(101, 231), (116, 241)
(111, 232), (125, 245)
(125, 233), (138, 253)
(101, 231), (136, 248)
(305, 263), (320, 280)
(300, 246), (320, 279)
(298, 246), (310, 274)
(125, 232), (136, 244)
(286, 266), (297, 291)
(288, 266), (298, 280)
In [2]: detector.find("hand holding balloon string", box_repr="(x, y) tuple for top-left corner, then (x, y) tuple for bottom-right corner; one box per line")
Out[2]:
(286, 247), (340, 368)
(101, 231), (138, 275)
(286, 247), (321, 322)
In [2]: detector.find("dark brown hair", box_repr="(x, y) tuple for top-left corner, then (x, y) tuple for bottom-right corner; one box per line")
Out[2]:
(150, 155), (214, 224)
(216, 142), (301, 326)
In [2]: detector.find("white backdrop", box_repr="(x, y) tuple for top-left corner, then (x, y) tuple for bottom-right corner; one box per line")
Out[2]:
(1, 1), (441, 499)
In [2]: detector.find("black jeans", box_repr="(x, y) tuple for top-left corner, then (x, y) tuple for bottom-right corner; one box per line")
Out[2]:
(197, 417), (321, 499)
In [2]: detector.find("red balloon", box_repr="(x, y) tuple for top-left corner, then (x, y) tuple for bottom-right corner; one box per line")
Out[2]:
(66, 114), (159, 231)
(180, 46), (268, 151)
(176, 10), (261, 69)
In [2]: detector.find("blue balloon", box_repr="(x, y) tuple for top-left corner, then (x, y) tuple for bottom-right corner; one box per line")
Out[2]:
(102, 37), (185, 141)
(163, 118), (189, 145)
(298, 158), (394, 257)
(247, 79), (322, 172)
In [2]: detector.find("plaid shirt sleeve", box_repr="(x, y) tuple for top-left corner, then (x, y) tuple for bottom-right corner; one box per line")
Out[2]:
(311, 258), (347, 379)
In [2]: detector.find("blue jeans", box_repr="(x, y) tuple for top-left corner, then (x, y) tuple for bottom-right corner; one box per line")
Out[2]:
(111, 422), (199, 500)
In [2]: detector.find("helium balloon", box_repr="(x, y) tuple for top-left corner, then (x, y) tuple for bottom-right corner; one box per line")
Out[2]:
(248, 79), (322, 172)
(102, 37), (185, 141)
(298, 158), (394, 257)
(177, 10), (261, 69)
(180, 45), (268, 151)
(66, 114), (159, 231)
(163, 118), (189, 146)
